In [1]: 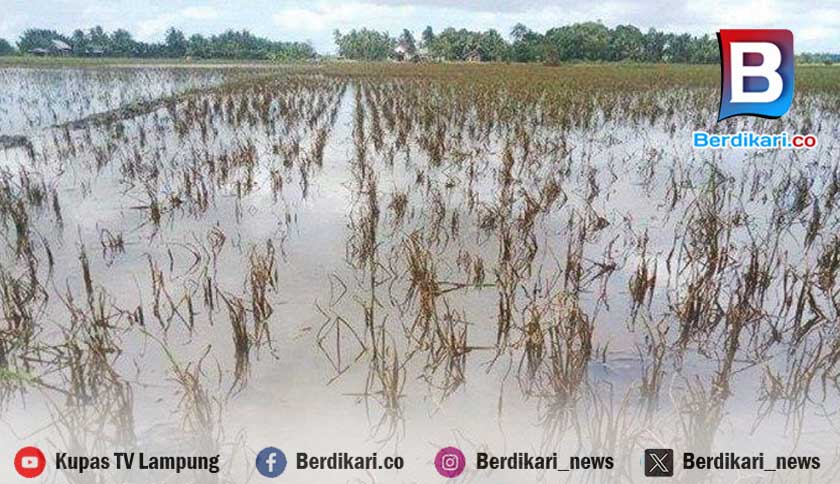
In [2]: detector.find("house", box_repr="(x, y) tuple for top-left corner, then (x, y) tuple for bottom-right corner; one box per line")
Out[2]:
(392, 42), (411, 61)
(86, 46), (106, 57)
(393, 40), (426, 62)
(31, 40), (72, 56)
(392, 43), (433, 63)
(463, 48), (482, 63)
(51, 40), (72, 56)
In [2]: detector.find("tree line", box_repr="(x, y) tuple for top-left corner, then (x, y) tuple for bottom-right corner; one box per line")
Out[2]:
(0, 22), (836, 64)
(0, 26), (315, 60)
(334, 23), (720, 62)
(336, 23), (836, 64)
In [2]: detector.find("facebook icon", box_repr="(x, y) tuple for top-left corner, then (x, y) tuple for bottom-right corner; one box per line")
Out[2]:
(256, 447), (287, 478)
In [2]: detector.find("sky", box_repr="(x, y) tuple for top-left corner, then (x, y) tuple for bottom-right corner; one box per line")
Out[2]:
(0, 0), (837, 53)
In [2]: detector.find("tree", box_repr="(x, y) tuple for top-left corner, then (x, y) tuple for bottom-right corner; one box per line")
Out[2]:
(17, 29), (66, 52)
(666, 33), (692, 63)
(609, 24), (644, 61)
(544, 26), (573, 61)
(429, 28), (477, 61)
(194, 29), (313, 60)
(796, 52), (839, 65)
(575, 22), (610, 60)
(510, 23), (529, 43)
(333, 29), (394, 60)
(70, 29), (87, 55)
(545, 22), (611, 62)
(188, 34), (210, 58)
(510, 23), (543, 63)
(479, 29), (509, 61)
(421, 26), (434, 48)
(1, 21), (782, 64)
(12, 25), (312, 60)
(165, 27), (188, 57)
(688, 34), (718, 63)
(642, 28), (667, 62)
(0, 38), (15, 55)
(88, 26), (108, 48)
(110, 29), (136, 56)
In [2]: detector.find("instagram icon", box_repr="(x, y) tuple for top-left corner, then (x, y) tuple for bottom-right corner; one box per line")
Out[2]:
(434, 447), (466, 478)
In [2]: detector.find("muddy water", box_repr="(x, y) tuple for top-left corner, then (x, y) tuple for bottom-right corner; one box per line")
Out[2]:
(1, 67), (839, 484)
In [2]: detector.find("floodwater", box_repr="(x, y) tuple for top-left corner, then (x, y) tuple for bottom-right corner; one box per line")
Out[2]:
(0, 68), (235, 136)
(1, 65), (839, 483)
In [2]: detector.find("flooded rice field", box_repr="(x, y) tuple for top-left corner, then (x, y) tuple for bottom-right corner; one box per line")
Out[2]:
(1, 63), (839, 483)
(0, 68), (242, 137)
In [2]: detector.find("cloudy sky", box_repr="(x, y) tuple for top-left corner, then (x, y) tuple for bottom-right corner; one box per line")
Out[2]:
(1, 0), (837, 53)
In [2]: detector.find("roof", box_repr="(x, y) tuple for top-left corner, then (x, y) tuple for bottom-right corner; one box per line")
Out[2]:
(51, 39), (71, 50)
(464, 48), (481, 60)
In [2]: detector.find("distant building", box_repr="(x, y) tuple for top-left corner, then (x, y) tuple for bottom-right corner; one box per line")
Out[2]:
(463, 48), (482, 63)
(30, 40), (72, 56)
(393, 41), (425, 62)
(86, 46), (106, 57)
(392, 42), (410, 61)
(51, 40), (72, 55)
(393, 42), (435, 63)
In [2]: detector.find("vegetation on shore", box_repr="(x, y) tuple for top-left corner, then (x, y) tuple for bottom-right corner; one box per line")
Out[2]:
(1, 22), (837, 64)
(335, 23), (839, 64)
(0, 55), (296, 67)
(5, 27), (315, 60)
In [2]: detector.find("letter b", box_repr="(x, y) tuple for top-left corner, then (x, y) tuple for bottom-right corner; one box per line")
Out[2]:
(730, 42), (782, 103)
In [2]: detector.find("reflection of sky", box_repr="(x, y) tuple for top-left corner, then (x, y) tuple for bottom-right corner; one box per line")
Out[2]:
(1, 0), (838, 53)
(0, 68), (228, 136)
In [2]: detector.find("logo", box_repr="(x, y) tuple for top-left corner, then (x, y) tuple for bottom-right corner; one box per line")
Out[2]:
(434, 447), (465, 478)
(644, 449), (674, 477)
(256, 447), (287, 478)
(717, 29), (794, 120)
(14, 446), (46, 478)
